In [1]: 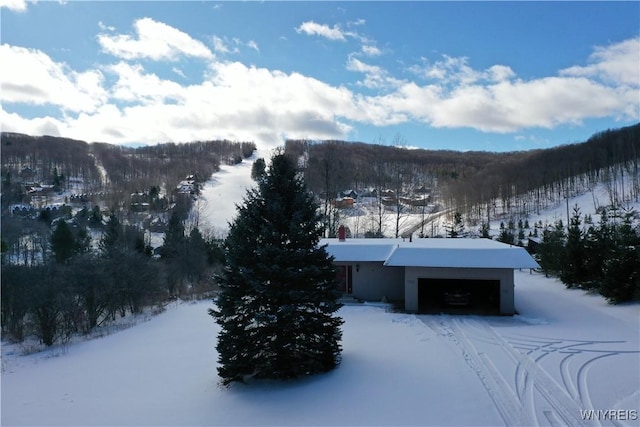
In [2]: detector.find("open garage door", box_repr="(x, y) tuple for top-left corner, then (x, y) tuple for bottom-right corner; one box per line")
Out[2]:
(418, 278), (500, 314)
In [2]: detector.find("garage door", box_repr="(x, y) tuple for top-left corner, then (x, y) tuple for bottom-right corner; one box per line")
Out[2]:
(418, 278), (500, 314)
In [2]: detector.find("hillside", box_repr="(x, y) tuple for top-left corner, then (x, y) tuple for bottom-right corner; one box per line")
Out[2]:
(1, 133), (256, 215)
(285, 124), (640, 236)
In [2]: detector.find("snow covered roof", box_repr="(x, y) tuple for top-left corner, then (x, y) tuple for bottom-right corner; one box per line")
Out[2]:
(319, 238), (540, 269)
(319, 239), (398, 262)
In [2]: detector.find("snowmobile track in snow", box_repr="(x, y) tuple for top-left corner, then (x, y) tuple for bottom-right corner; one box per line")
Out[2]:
(421, 316), (598, 427)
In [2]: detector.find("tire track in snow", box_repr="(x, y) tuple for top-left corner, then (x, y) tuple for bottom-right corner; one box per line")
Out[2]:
(503, 332), (638, 426)
(422, 316), (599, 427)
(473, 319), (590, 427)
(421, 316), (533, 427)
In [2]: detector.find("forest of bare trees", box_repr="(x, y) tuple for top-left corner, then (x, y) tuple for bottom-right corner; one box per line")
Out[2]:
(286, 123), (640, 233)
(1, 133), (256, 212)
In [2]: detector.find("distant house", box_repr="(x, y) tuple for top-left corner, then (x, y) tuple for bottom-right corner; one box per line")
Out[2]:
(332, 197), (355, 209)
(175, 175), (197, 195)
(340, 189), (358, 199)
(320, 237), (539, 315)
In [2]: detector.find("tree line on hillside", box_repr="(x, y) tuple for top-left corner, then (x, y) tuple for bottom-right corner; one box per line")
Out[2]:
(537, 204), (640, 303)
(1, 211), (223, 347)
(285, 124), (640, 234)
(451, 124), (640, 227)
(1, 133), (256, 213)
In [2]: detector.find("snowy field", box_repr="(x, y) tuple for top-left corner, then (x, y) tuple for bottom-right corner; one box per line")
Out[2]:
(2, 270), (638, 427)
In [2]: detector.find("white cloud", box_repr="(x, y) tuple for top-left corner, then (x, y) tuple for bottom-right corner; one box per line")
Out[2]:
(247, 40), (259, 52)
(409, 55), (509, 86)
(1, 106), (63, 136)
(211, 35), (258, 55)
(172, 67), (186, 79)
(0, 0), (28, 11)
(560, 37), (640, 87)
(362, 45), (382, 57)
(380, 75), (635, 133)
(296, 21), (346, 41)
(211, 36), (233, 54)
(98, 21), (116, 32)
(97, 17), (214, 61)
(1, 53), (360, 147)
(0, 44), (108, 113)
(346, 56), (403, 90)
(107, 62), (185, 105)
(486, 65), (516, 82)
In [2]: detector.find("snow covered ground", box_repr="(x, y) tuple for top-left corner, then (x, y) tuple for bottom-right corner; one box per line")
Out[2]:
(2, 271), (638, 426)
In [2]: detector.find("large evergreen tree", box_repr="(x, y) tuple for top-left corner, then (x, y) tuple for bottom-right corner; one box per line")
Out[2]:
(210, 153), (343, 386)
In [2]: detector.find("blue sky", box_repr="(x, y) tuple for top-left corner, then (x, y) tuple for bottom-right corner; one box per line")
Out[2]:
(1, 1), (638, 152)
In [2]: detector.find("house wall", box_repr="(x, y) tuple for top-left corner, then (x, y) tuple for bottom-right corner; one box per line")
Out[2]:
(335, 262), (404, 302)
(404, 267), (515, 315)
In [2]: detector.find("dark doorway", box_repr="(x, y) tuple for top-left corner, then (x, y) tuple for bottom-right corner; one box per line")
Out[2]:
(336, 265), (353, 294)
(418, 278), (500, 314)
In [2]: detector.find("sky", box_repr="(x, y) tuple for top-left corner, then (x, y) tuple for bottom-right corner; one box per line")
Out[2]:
(0, 1), (638, 152)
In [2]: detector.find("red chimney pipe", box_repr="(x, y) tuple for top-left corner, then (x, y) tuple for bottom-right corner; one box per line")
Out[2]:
(338, 225), (346, 241)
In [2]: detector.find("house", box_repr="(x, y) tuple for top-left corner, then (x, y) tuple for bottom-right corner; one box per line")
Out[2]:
(319, 237), (540, 315)
(340, 189), (358, 199)
(332, 197), (355, 209)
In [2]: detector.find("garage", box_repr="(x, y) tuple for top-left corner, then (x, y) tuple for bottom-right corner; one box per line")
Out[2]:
(418, 278), (501, 314)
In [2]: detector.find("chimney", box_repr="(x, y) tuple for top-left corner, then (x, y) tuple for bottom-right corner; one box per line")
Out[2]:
(338, 225), (346, 242)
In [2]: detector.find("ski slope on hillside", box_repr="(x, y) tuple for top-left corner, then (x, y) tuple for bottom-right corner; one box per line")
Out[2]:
(198, 154), (259, 234)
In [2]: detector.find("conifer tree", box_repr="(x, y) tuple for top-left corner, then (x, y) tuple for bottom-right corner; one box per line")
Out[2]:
(51, 220), (79, 263)
(600, 208), (640, 303)
(210, 153), (343, 386)
(560, 205), (586, 287)
(160, 211), (188, 296)
(538, 220), (565, 277)
(447, 212), (464, 238)
(100, 214), (121, 253)
(251, 158), (266, 181)
(583, 208), (614, 290)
